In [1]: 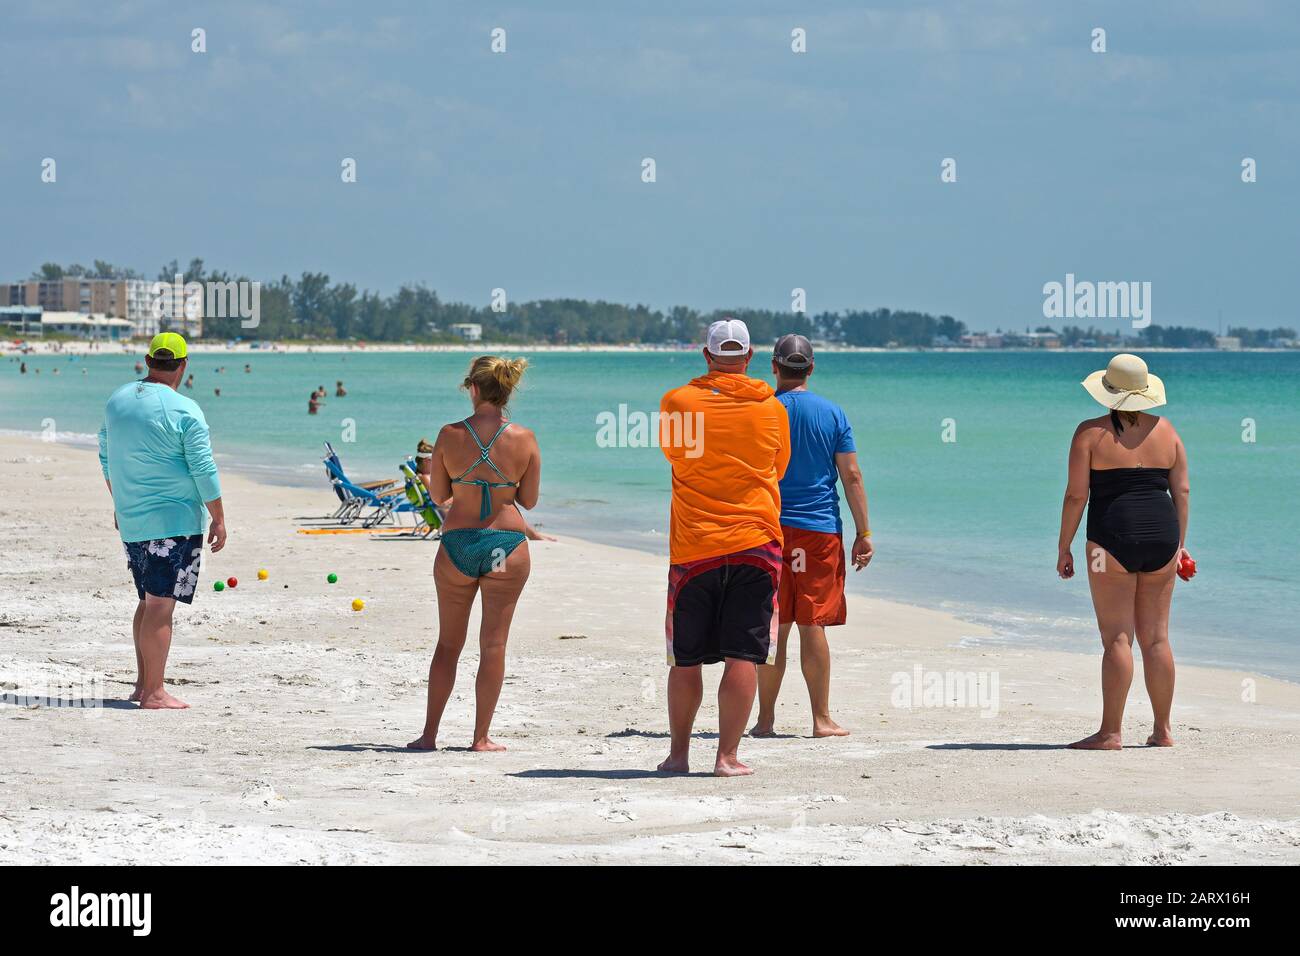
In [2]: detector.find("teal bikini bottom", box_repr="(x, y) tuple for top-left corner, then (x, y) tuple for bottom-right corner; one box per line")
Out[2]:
(440, 528), (527, 578)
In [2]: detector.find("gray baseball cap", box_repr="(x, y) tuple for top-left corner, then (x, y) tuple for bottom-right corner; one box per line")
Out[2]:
(773, 333), (814, 369)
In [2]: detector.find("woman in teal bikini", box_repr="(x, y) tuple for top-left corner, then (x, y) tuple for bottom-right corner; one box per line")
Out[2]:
(408, 356), (540, 752)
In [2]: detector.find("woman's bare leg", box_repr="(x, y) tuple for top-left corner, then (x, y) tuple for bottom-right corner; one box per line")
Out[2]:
(470, 542), (530, 751)
(409, 550), (478, 750)
(1071, 542), (1137, 749)
(1135, 555), (1178, 746)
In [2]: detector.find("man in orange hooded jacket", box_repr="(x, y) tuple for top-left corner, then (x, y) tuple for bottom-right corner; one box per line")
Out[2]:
(658, 318), (791, 777)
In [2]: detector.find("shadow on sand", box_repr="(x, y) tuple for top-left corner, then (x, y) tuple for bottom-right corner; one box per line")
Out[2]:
(0, 696), (137, 711)
(606, 728), (719, 741)
(927, 742), (1069, 751)
(509, 768), (714, 780)
(308, 742), (510, 753)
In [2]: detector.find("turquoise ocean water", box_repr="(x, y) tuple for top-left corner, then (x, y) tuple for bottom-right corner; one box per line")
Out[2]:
(3, 349), (1297, 679)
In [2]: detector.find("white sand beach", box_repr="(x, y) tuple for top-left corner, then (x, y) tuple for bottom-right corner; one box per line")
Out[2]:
(2, 435), (1298, 865)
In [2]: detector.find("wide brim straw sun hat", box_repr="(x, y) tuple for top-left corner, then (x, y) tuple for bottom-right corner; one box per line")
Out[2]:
(1081, 353), (1166, 412)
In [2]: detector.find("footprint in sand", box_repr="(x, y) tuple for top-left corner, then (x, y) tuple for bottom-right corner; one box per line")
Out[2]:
(596, 804), (638, 823)
(239, 781), (287, 809)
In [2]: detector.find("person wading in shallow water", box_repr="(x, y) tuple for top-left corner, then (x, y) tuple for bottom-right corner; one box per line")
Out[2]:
(98, 333), (227, 710)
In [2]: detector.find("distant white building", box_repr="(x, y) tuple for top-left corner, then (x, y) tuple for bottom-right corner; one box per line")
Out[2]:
(1, 305), (42, 338)
(1024, 331), (1062, 348)
(3, 277), (161, 338)
(450, 323), (482, 342)
(1215, 336), (1242, 351)
(960, 333), (1004, 349)
(40, 311), (134, 341)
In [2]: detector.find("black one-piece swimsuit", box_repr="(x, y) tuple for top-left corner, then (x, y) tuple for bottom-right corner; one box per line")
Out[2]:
(1086, 468), (1180, 573)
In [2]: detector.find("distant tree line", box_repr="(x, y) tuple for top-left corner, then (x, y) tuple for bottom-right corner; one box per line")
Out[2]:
(24, 260), (1293, 348)
(29, 259), (967, 346)
(1137, 325), (1217, 348)
(1227, 326), (1297, 347)
(31, 261), (143, 280)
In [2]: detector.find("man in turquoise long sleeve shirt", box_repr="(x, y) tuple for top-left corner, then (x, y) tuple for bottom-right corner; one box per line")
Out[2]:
(98, 333), (227, 710)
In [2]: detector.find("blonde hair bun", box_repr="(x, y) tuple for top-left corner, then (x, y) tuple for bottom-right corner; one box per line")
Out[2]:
(464, 355), (528, 406)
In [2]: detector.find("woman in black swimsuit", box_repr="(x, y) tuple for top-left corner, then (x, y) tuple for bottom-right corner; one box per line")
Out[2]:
(1056, 354), (1192, 750)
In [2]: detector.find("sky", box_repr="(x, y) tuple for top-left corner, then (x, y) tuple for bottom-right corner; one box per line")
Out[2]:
(1, 0), (1297, 332)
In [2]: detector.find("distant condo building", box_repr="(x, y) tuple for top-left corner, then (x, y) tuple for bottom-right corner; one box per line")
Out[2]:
(1, 277), (202, 339)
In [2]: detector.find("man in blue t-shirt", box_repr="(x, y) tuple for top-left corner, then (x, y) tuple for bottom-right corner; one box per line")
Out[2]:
(98, 333), (226, 710)
(750, 334), (874, 738)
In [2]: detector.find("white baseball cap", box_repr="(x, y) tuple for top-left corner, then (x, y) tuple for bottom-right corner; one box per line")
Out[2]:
(705, 318), (751, 356)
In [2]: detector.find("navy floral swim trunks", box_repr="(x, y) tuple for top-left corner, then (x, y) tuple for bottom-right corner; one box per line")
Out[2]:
(123, 534), (204, 603)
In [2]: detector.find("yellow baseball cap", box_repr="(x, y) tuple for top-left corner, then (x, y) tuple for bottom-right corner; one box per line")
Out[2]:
(148, 331), (188, 359)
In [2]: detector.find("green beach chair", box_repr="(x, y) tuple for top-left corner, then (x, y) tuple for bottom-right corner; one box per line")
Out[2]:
(400, 461), (443, 539)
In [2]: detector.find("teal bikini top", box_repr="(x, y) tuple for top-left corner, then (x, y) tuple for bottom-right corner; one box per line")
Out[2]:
(451, 418), (517, 520)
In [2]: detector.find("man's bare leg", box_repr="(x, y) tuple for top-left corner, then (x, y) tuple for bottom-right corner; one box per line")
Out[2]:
(749, 623), (791, 737)
(716, 658), (757, 776)
(129, 599), (145, 702)
(799, 624), (849, 737)
(658, 665), (702, 773)
(137, 594), (188, 710)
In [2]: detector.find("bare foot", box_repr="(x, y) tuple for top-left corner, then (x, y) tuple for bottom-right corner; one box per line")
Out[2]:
(812, 718), (850, 737)
(713, 753), (754, 777)
(128, 687), (142, 703)
(407, 733), (438, 750)
(1146, 730), (1175, 747)
(138, 689), (189, 710)
(748, 722), (777, 738)
(1068, 731), (1122, 750)
(657, 754), (689, 773)
(470, 737), (506, 752)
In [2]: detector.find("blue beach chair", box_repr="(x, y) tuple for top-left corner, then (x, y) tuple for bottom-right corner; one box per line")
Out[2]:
(322, 442), (399, 524)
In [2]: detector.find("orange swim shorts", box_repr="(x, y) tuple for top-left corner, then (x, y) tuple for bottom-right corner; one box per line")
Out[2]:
(777, 525), (847, 627)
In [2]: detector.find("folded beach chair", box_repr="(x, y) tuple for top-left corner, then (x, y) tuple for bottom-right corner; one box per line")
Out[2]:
(322, 442), (399, 524)
(324, 473), (415, 528)
(357, 483), (417, 528)
(399, 460), (445, 539)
